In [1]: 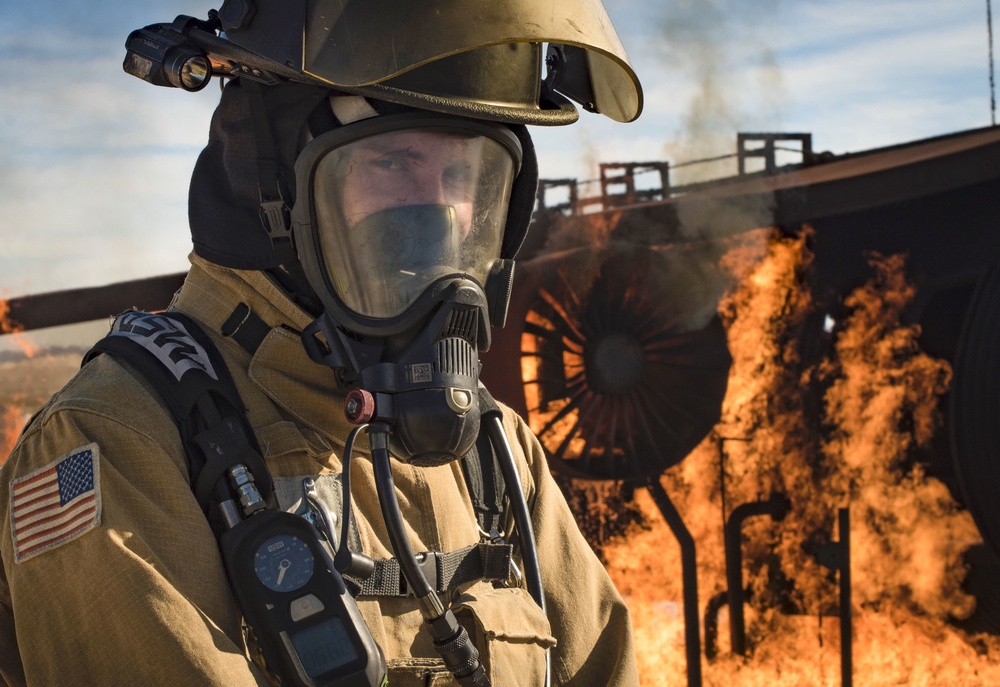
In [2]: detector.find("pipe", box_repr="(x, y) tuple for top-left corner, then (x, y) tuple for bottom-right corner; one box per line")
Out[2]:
(702, 591), (729, 661)
(646, 479), (701, 687)
(815, 507), (853, 687)
(724, 493), (790, 656)
(839, 508), (852, 687)
(3, 273), (185, 332)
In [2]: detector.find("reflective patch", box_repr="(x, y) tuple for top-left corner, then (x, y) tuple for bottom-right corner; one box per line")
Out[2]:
(10, 443), (102, 563)
(274, 474), (362, 553)
(110, 311), (218, 382)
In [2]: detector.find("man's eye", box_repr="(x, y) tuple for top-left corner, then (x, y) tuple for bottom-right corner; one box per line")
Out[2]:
(443, 165), (473, 189)
(372, 157), (404, 171)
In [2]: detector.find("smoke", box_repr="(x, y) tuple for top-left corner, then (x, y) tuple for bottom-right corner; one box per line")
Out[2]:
(573, 0), (790, 335)
(656, 0), (788, 181)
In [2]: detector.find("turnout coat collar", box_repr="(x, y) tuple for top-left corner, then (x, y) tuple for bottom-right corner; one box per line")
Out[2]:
(171, 254), (359, 447)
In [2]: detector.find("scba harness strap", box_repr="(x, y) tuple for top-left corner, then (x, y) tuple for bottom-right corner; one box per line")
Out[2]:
(83, 310), (275, 517)
(85, 309), (512, 596)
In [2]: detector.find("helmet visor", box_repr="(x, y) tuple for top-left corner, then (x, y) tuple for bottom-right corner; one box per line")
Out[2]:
(307, 123), (520, 319)
(300, 0), (641, 122)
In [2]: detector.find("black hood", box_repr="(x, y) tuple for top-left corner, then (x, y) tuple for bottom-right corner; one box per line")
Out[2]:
(189, 79), (329, 270)
(188, 78), (538, 271)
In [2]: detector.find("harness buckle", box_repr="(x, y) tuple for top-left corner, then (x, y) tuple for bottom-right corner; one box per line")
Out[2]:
(402, 551), (441, 596)
(260, 199), (292, 241)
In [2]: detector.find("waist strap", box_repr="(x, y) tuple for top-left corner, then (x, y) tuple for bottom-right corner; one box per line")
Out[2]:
(349, 542), (513, 597)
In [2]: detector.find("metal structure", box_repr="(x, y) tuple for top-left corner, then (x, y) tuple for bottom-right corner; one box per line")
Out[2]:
(736, 132), (813, 174)
(816, 508), (853, 687)
(484, 126), (1000, 540)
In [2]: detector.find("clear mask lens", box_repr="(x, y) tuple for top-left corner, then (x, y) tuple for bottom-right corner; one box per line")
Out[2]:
(311, 128), (517, 318)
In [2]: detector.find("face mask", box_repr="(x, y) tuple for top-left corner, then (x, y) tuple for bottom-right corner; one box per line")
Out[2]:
(294, 113), (523, 465)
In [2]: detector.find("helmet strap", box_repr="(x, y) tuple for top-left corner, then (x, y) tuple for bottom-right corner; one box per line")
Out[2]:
(242, 78), (323, 312)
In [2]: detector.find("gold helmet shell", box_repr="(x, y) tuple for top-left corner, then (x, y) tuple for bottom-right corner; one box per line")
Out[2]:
(209, 0), (643, 125)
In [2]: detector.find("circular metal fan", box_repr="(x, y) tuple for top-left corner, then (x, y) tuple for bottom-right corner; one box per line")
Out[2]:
(951, 263), (1000, 560)
(515, 242), (732, 480)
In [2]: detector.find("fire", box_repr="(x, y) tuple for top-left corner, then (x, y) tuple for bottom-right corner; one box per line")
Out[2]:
(590, 230), (1000, 685)
(1, 405), (25, 465)
(0, 297), (39, 464)
(820, 254), (978, 620)
(0, 297), (40, 358)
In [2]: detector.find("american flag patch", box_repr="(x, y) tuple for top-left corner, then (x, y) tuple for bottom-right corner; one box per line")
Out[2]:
(10, 443), (101, 563)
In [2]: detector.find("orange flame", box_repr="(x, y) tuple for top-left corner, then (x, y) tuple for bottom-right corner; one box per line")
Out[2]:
(593, 230), (999, 685)
(0, 298), (40, 358)
(819, 253), (977, 620)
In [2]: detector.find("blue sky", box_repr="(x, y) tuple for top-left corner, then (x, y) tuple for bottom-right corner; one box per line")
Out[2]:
(0, 0), (995, 301)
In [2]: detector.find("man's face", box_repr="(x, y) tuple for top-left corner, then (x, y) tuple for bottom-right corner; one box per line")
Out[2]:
(338, 130), (484, 238)
(303, 121), (518, 319)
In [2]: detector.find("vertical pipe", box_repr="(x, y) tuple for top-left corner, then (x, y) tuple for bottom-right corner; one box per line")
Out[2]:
(816, 506), (853, 687)
(724, 519), (748, 656)
(989, 0), (997, 126)
(724, 494), (790, 656)
(839, 507), (852, 687)
(702, 592), (729, 661)
(646, 479), (702, 687)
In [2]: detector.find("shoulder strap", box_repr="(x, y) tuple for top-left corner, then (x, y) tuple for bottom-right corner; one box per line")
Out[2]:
(461, 430), (508, 539)
(84, 310), (273, 514)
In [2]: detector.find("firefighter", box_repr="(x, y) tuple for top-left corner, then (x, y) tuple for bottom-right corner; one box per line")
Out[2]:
(0, 2), (643, 685)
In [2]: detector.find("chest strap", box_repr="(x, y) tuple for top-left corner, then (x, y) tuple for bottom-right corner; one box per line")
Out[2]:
(461, 432), (507, 538)
(349, 542), (513, 597)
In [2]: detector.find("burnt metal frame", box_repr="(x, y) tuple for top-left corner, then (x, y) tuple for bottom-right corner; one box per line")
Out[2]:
(598, 161), (671, 207)
(536, 178), (580, 215)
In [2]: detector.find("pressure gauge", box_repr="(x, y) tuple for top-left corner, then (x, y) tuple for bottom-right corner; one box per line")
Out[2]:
(254, 533), (315, 592)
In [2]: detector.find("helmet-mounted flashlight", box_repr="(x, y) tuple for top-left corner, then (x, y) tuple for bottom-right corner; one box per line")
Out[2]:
(123, 1), (643, 125)
(123, 15), (216, 92)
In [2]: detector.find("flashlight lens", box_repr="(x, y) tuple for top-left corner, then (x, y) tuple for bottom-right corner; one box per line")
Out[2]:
(179, 55), (210, 91)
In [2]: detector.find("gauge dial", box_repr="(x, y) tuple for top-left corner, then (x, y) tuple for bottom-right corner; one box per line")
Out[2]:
(254, 534), (315, 593)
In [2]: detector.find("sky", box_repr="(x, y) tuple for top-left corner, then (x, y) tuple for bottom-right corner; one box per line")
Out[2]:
(0, 0), (995, 305)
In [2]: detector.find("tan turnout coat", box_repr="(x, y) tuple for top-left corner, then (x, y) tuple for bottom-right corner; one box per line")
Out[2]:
(0, 255), (637, 686)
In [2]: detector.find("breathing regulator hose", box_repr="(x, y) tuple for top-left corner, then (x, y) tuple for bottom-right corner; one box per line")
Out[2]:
(368, 423), (492, 687)
(342, 387), (550, 687)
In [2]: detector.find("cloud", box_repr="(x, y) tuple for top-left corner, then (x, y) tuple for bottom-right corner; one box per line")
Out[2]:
(1, 150), (196, 292)
(775, 14), (992, 151)
(1, 37), (218, 154)
(0, 19), (218, 294)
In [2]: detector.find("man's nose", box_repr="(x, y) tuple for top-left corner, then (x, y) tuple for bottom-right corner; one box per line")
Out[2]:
(408, 167), (451, 205)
